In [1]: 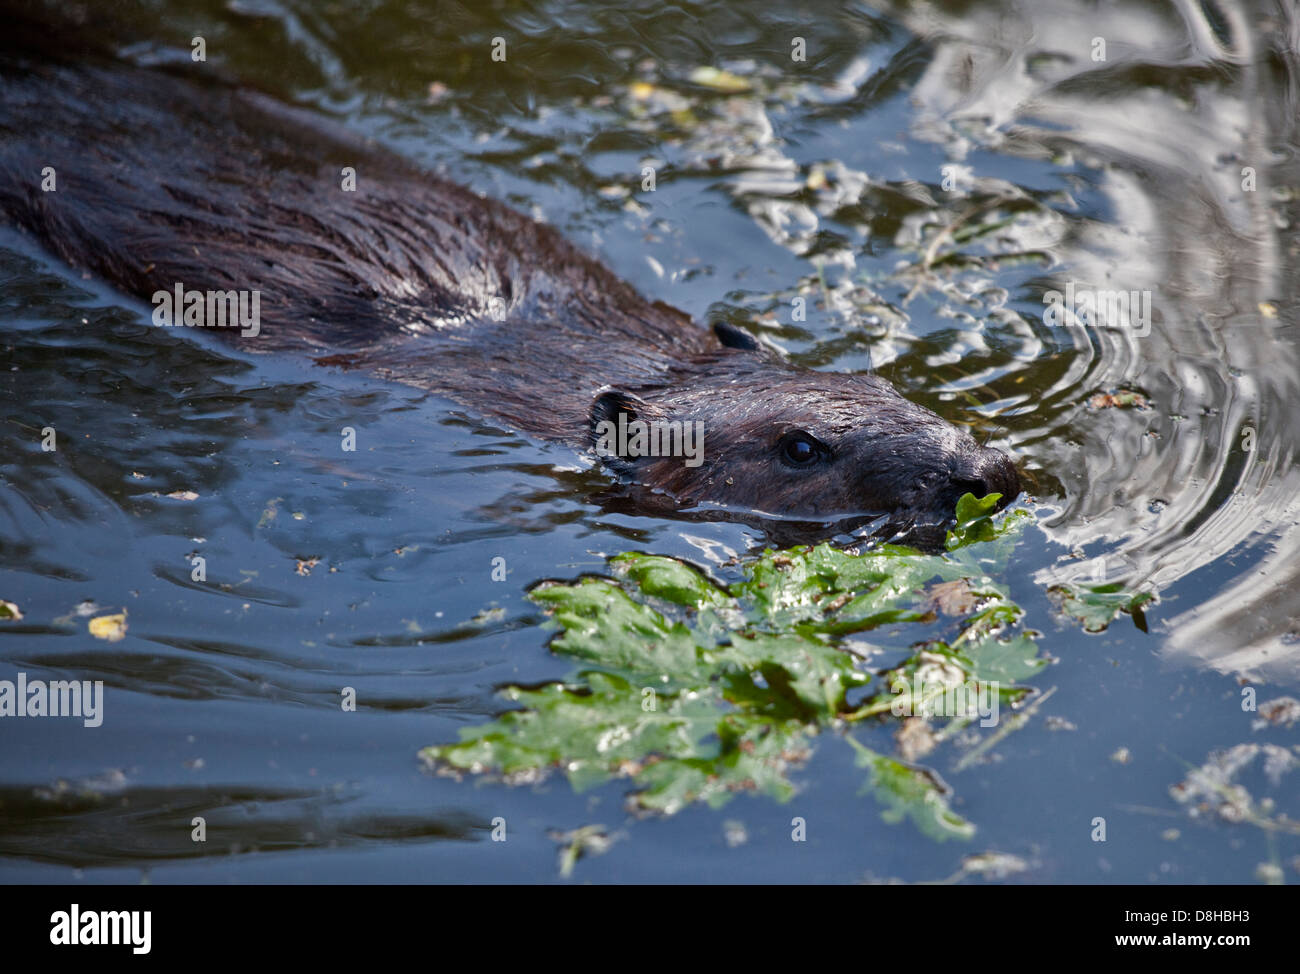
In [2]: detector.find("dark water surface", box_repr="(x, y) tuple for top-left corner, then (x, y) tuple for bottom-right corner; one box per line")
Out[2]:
(2, 0), (1299, 883)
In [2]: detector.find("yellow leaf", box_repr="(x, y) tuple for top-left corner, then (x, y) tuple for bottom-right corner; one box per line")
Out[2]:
(89, 611), (128, 642)
(688, 66), (751, 93)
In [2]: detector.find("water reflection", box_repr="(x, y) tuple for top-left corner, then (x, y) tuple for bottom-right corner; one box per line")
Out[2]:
(0, 783), (477, 868)
(872, 0), (1299, 679)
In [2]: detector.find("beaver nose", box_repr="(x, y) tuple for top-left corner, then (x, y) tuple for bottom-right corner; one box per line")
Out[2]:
(952, 448), (1021, 508)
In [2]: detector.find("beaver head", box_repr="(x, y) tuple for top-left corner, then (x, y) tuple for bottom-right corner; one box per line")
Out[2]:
(588, 324), (1020, 527)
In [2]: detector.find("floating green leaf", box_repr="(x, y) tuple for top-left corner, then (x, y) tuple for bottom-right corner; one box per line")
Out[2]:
(1051, 582), (1155, 633)
(422, 503), (1141, 840)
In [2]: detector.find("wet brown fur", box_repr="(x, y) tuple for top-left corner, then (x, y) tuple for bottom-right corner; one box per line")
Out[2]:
(0, 26), (1019, 524)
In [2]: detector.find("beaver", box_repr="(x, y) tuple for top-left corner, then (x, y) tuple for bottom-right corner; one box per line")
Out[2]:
(0, 22), (1019, 532)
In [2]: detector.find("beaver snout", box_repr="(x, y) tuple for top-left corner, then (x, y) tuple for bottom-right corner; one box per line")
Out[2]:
(949, 446), (1021, 511)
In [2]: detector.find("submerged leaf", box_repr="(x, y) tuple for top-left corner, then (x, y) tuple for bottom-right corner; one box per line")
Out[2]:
(850, 738), (975, 841)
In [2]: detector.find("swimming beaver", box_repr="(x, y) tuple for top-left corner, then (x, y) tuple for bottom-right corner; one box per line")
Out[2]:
(0, 25), (1019, 529)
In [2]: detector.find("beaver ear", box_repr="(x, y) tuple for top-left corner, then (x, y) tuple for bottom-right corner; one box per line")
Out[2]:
(590, 388), (645, 430)
(714, 322), (786, 361)
(713, 321), (763, 351)
(589, 388), (648, 460)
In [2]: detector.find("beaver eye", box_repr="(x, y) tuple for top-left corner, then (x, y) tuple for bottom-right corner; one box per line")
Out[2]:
(778, 432), (825, 468)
